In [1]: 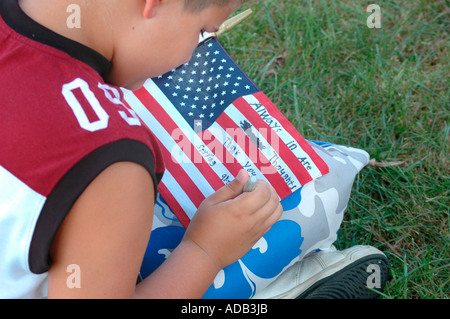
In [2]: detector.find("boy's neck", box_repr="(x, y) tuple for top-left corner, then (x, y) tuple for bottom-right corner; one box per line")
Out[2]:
(18, 0), (115, 61)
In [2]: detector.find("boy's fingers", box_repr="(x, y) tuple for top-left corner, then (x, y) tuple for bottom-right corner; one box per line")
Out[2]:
(253, 185), (281, 217)
(240, 182), (281, 218)
(206, 169), (249, 204)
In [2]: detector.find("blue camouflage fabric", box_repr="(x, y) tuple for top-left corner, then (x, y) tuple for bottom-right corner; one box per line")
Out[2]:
(140, 141), (370, 298)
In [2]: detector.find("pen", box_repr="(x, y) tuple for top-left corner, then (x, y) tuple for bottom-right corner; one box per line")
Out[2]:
(243, 176), (258, 192)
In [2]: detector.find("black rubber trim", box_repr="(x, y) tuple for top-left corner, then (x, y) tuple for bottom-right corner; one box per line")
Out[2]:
(297, 254), (390, 299)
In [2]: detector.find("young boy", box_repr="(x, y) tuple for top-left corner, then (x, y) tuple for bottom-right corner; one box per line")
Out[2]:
(0, 0), (387, 298)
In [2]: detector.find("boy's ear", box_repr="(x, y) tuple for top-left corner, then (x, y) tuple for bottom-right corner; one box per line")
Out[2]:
(143, 0), (160, 19)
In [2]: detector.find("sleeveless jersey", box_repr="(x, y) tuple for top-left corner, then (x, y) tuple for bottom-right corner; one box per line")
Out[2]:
(0, 0), (165, 298)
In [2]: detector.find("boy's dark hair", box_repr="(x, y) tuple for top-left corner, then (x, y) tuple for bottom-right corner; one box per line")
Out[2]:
(184, 0), (250, 12)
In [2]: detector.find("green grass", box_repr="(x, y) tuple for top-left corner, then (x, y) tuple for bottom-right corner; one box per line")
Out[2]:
(220, 0), (449, 298)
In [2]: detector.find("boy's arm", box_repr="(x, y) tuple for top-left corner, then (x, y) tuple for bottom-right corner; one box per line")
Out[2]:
(48, 162), (155, 298)
(48, 163), (282, 298)
(134, 237), (221, 298)
(135, 170), (282, 299)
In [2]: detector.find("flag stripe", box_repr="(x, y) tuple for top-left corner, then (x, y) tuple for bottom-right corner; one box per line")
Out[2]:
(126, 90), (206, 209)
(242, 94), (322, 180)
(139, 80), (234, 188)
(224, 102), (302, 193)
(208, 118), (270, 184)
(200, 127), (248, 183)
(214, 110), (293, 197)
(131, 87), (224, 196)
(232, 97), (314, 187)
(157, 142), (206, 208)
(133, 87), (226, 192)
(158, 173), (195, 226)
(250, 92), (329, 176)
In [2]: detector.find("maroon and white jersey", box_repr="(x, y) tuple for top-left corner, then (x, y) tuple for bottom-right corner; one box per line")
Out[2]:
(0, 0), (164, 298)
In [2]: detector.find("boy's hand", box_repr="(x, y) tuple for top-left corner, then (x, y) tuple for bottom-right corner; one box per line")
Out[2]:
(183, 170), (283, 270)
